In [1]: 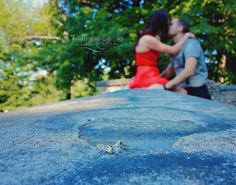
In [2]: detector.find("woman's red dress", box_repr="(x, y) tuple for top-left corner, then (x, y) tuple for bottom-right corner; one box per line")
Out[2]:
(128, 50), (169, 88)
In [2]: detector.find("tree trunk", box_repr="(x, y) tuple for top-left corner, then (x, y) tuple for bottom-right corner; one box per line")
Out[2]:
(216, 51), (226, 84)
(64, 88), (71, 99)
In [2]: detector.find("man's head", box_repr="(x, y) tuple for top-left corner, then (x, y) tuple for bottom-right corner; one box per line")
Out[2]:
(168, 18), (189, 38)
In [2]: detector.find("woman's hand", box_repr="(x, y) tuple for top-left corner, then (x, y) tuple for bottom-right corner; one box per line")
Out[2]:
(184, 32), (195, 39)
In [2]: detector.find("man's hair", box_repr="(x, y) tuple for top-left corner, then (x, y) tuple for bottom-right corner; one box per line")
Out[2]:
(177, 19), (189, 33)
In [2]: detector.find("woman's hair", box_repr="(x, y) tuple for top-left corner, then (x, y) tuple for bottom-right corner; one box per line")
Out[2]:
(135, 9), (171, 47)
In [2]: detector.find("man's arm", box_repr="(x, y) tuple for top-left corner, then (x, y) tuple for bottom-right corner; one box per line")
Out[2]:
(164, 57), (198, 89)
(161, 63), (174, 79)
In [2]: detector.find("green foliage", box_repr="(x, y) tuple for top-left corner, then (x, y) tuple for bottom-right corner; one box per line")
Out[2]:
(0, 0), (235, 111)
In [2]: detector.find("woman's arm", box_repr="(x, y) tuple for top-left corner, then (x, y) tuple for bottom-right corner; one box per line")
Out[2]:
(145, 33), (194, 55)
(161, 63), (174, 79)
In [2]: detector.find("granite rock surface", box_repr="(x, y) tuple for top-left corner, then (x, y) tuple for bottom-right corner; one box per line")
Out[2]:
(0, 89), (236, 185)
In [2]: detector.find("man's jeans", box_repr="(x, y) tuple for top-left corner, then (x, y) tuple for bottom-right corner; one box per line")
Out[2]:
(185, 84), (211, 100)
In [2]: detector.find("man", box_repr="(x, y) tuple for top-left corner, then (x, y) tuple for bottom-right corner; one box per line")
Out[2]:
(162, 19), (211, 99)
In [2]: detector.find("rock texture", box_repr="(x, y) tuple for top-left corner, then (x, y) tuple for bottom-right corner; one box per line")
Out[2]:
(207, 80), (236, 106)
(0, 89), (236, 185)
(97, 79), (236, 106)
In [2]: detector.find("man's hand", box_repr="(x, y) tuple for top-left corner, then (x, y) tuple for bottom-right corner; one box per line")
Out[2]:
(164, 57), (198, 89)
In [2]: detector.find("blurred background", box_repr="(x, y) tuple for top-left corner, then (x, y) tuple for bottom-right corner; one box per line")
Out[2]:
(0, 0), (235, 111)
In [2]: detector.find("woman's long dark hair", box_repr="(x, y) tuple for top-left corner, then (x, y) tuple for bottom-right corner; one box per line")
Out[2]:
(135, 10), (171, 47)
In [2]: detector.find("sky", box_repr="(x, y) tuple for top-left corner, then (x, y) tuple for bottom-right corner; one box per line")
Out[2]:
(23, 0), (48, 8)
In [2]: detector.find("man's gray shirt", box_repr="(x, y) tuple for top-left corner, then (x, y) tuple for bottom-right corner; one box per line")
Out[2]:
(171, 38), (208, 88)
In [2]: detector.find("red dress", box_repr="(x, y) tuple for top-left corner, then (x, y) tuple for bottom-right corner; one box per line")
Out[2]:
(128, 50), (169, 88)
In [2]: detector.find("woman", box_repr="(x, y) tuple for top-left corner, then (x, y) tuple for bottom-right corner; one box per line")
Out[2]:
(128, 10), (194, 92)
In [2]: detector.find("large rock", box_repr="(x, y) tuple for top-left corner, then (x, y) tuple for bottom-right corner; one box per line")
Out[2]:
(0, 89), (236, 185)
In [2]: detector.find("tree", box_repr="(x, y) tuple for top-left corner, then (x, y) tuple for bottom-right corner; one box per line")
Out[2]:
(0, 0), (60, 110)
(1, 0), (235, 111)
